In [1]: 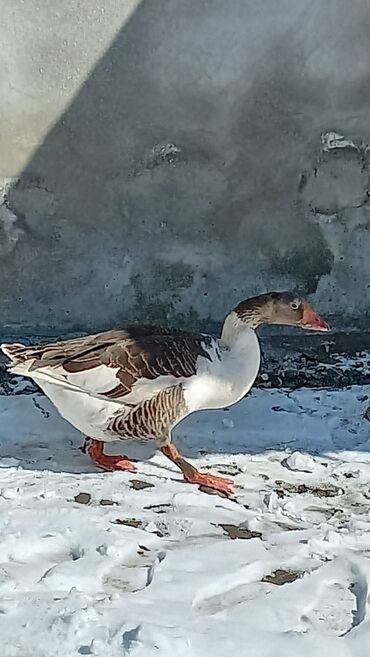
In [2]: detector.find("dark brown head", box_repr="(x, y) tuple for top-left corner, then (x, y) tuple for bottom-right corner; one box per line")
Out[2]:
(234, 292), (330, 331)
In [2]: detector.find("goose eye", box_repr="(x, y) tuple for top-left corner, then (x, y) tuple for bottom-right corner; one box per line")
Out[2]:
(290, 301), (300, 310)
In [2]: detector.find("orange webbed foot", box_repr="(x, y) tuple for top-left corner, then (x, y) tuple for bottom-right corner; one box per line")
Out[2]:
(183, 470), (234, 496)
(85, 438), (136, 473)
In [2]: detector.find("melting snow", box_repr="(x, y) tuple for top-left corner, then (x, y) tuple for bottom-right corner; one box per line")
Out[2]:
(0, 386), (369, 656)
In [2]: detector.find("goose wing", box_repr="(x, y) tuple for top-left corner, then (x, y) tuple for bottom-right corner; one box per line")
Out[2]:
(2, 325), (216, 401)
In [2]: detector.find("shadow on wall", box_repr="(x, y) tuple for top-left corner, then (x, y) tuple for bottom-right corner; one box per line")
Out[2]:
(1, 0), (370, 338)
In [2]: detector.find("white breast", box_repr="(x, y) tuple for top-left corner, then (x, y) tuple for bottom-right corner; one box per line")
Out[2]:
(184, 328), (261, 412)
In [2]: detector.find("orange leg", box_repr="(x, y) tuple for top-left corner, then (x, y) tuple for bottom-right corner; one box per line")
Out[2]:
(161, 443), (234, 496)
(85, 438), (136, 473)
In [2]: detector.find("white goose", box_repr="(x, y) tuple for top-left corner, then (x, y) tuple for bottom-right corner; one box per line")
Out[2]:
(1, 291), (329, 495)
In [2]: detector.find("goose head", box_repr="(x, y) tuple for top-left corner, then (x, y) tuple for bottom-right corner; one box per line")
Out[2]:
(234, 291), (330, 331)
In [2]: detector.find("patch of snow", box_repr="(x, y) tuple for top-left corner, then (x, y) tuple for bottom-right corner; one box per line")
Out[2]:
(0, 386), (369, 656)
(321, 131), (358, 151)
(0, 202), (23, 256)
(0, 178), (23, 256)
(0, 457), (20, 468)
(283, 451), (326, 473)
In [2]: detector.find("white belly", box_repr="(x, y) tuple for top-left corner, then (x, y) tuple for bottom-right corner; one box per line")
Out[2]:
(34, 377), (123, 441)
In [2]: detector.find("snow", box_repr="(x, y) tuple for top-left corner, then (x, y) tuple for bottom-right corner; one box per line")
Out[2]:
(0, 385), (369, 657)
(321, 131), (358, 151)
(283, 451), (326, 473)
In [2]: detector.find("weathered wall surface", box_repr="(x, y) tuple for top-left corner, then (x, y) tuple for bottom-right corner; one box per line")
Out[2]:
(0, 0), (369, 337)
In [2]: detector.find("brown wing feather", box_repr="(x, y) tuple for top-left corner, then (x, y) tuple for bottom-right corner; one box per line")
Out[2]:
(99, 333), (212, 398)
(2, 325), (214, 398)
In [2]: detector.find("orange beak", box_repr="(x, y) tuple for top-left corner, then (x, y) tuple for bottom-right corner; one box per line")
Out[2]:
(301, 303), (330, 332)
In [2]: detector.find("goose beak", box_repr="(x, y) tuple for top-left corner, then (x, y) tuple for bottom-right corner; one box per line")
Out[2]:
(301, 303), (330, 332)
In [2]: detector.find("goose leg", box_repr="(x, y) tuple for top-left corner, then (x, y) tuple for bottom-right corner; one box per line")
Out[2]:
(85, 438), (136, 472)
(161, 443), (234, 496)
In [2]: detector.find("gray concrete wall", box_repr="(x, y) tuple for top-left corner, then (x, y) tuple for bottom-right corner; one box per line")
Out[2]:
(1, 0), (370, 337)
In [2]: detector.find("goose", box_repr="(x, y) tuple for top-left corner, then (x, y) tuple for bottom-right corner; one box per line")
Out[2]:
(1, 291), (329, 495)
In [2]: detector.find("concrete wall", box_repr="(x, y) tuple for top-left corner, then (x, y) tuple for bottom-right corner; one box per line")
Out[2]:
(1, 0), (370, 337)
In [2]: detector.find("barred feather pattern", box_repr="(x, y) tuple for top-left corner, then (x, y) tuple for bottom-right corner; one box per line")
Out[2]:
(107, 384), (187, 441)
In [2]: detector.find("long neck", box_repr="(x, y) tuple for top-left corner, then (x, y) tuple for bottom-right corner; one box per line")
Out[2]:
(220, 296), (271, 347)
(220, 311), (260, 347)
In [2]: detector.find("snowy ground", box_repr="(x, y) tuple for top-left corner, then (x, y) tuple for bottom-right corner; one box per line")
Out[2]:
(0, 384), (370, 657)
